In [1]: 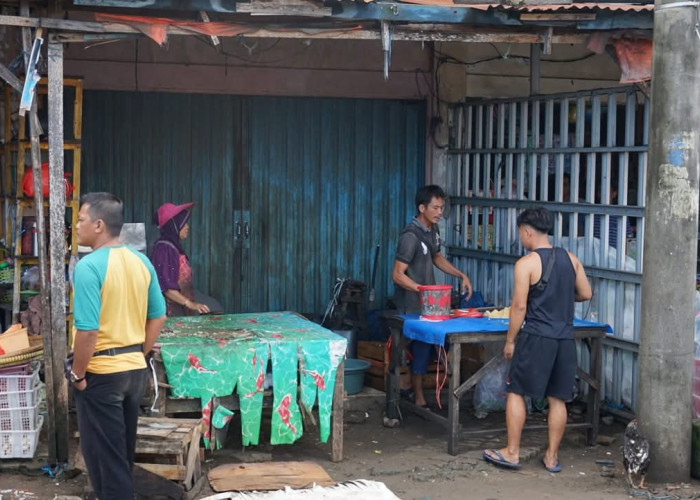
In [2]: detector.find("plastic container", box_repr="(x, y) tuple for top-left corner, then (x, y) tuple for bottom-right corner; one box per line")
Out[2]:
(0, 414), (43, 459)
(418, 285), (452, 320)
(0, 368), (39, 393)
(0, 363), (31, 376)
(332, 329), (357, 359)
(0, 403), (39, 431)
(0, 387), (38, 409)
(344, 358), (370, 395)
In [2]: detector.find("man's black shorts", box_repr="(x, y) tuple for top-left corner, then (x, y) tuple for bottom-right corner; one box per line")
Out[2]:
(506, 332), (576, 401)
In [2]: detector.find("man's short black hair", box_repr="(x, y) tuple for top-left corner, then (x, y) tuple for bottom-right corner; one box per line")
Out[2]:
(415, 185), (446, 210)
(517, 207), (553, 234)
(81, 192), (124, 237)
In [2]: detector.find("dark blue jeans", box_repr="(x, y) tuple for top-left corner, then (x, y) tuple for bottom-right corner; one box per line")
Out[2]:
(74, 369), (147, 500)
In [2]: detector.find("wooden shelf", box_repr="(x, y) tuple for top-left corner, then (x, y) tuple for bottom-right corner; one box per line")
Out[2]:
(15, 198), (78, 208)
(1, 78), (82, 330)
(4, 140), (81, 151)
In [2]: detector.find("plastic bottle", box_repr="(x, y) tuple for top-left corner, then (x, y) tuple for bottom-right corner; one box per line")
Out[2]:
(32, 222), (37, 257)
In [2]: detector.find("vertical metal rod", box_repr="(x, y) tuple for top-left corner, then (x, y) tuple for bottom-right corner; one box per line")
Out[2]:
(529, 100), (539, 202)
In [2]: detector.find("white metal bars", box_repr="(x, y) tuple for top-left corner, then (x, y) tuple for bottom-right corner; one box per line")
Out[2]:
(445, 86), (649, 410)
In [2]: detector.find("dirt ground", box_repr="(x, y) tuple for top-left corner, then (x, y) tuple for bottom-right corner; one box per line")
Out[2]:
(1, 392), (699, 500)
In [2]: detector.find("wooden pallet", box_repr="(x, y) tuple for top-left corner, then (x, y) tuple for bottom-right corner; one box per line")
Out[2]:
(135, 417), (204, 493)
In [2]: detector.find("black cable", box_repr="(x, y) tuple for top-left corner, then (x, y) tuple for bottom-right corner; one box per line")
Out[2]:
(193, 35), (307, 66)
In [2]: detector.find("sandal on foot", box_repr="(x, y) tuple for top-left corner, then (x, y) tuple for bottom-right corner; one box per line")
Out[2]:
(482, 449), (521, 470)
(542, 457), (562, 473)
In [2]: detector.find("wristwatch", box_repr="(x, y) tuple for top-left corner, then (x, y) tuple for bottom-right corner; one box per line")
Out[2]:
(70, 371), (86, 384)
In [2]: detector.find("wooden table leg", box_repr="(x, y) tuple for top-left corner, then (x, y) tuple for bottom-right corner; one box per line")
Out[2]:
(386, 325), (402, 420)
(447, 341), (462, 456)
(586, 334), (603, 445)
(331, 358), (344, 462)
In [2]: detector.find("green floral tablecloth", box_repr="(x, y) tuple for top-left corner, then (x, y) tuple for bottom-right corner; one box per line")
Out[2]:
(157, 312), (347, 448)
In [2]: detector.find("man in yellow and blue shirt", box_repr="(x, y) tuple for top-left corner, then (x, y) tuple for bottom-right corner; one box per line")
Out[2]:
(71, 192), (166, 500)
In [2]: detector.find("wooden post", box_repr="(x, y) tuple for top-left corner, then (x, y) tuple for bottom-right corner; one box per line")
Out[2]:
(585, 334), (602, 446)
(530, 43), (541, 96)
(20, 0), (58, 463)
(331, 358), (344, 462)
(48, 37), (69, 463)
(447, 341), (461, 456)
(386, 321), (402, 420)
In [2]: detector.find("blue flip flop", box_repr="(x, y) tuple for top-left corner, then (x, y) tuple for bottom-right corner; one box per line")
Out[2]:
(482, 449), (522, 470)
(542, 457), (562, 473)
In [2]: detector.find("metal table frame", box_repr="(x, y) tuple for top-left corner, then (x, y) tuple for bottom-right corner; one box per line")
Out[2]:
(386, 316), (605, 455)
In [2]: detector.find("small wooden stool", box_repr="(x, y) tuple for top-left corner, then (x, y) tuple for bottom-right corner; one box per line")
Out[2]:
(135, 417), (204, 494)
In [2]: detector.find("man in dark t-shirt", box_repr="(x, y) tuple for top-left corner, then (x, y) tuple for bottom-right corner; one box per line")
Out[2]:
(483, 207), (592, 473)
(392, 185), (473, 409)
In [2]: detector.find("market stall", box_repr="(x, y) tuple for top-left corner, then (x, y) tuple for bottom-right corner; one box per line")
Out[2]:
(152, 311), (347, 461)
(386, 314), (610, 455)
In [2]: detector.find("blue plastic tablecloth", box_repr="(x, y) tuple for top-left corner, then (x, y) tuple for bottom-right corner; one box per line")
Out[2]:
(400, 314), (612, 346)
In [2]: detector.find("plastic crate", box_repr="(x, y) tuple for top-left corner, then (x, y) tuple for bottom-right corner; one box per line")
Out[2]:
(0, 403), (38, 431)
(0, 267), (13, 285)
(0, 369), (39, 393)
(0, 363), (31, 376)
(0, 387), (38, 409)
(0, 414), (43, 459)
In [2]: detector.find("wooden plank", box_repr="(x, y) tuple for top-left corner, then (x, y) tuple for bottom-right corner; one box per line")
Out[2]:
(137, 427), (177, 439)
(136, 463), (187, 481)
(20, 0), (56, 463)
(0, 63), (22, 92)
(586, 335), (603, 445)
(236, 0), (332, 17)
(135, 439), (188, 456)
(385, 324), (402, 420)
(183, 424), (202, 490)
(461, 422), (591, 437)
(358, 341), (386, 362)
(0, 15), (596, 45)
(454, 354), (502, 399)
(403, 400), (450, 428)
(140, 416), (203, 427)
(520, 13), (596, 21)
(576, 366), (599, 391)
(530, 42), (541, 95)
(53, 26), (594, 44)
(331, 358), (344, 463)
(208, 461), (334, 492)
(47, 39), (70, 465)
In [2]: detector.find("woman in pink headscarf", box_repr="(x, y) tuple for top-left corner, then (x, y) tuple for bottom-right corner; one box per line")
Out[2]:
(150, 202), (210, 317)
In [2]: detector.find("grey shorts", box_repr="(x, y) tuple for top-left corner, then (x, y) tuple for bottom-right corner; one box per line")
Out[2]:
(505, 332), (577, 401)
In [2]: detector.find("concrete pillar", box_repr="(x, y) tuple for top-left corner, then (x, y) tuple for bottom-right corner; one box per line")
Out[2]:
(638, 0), (700, 482)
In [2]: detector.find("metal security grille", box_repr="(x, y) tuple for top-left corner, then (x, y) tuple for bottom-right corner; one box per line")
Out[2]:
(445, 86), (649, 410)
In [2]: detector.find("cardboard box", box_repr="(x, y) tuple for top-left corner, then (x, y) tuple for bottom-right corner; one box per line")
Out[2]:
(0, 326), (29, 356)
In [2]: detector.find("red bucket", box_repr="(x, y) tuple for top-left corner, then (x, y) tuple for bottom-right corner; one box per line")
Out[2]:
(418, 285), (452, 320)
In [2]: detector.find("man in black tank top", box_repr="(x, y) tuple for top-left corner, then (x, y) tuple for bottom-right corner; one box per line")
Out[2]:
(483, 207), (592, 473)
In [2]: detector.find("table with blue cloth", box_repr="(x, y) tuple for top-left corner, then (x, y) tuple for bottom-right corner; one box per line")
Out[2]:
(385, 314), (611, 455)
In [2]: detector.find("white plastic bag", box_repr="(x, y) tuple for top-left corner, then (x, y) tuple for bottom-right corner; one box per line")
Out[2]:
(474, 357), (510, 419)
